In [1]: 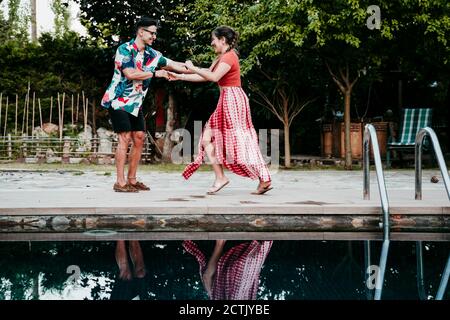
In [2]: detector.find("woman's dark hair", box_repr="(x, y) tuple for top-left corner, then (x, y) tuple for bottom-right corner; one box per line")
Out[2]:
(213, 26), (239, 52)
(135, 17), (159, 33)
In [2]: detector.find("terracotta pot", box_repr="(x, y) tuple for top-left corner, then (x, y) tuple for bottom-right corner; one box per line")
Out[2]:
(367, 122), (388, 158)
(321, 123), (333, 158)
(340, 122), (363, 159)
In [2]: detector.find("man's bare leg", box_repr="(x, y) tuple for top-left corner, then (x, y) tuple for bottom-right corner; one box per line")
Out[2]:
(129, 241), (146, 279)
(127, 131), (145, 185)
(115, 132), (131, 187)
(115, 240), (132, 280)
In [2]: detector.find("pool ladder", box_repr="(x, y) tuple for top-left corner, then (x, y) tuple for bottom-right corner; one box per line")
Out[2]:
(363, 124), (390, 300)
(414, 127), (450, 300)
(363, 125), (449, 300)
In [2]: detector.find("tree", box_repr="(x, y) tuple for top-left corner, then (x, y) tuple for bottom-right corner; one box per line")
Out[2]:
(75, 0), (203, 162)
(30, 0), (37, 41)
(174, 0), (321, 167)
(51, 0), (71, 37)
(304, 0), (450, 168)
(6, 0), (30, 42)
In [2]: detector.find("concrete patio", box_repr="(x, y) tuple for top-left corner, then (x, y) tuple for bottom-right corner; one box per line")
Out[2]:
(0, 169), (449, 241)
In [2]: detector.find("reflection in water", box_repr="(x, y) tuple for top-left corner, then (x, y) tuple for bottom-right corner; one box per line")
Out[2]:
(183, 240), (272, 300)
(0, 241), (448, 300)
(110, 241), (147, 300)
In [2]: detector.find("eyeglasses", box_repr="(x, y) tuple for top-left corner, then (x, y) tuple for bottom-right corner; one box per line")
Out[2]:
(142, 28), (157, 36)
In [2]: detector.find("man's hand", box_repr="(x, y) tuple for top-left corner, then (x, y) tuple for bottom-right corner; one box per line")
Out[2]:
(155, 70), (169, 79)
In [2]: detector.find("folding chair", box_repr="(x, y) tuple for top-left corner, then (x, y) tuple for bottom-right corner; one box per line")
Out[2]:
(386, 108), (433, 168)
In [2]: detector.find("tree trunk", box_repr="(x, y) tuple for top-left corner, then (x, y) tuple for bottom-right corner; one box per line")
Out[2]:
(32, 272), (39, 300)
(284, 122), (291, 168)
(92, 98), (97, 133)
(30, 0), (37, 42)
(344, 90), (352, 169)
(162, 93), (176, 162)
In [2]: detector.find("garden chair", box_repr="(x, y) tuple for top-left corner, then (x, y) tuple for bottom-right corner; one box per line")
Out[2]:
(386, 108), (433, 168)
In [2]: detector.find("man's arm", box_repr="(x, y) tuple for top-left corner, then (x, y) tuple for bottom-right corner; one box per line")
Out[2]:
(162, 60), (194, 74)
(123, 68), (168, 80)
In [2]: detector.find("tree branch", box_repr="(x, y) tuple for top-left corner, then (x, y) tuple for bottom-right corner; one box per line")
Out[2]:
(325, 60), (346, 93)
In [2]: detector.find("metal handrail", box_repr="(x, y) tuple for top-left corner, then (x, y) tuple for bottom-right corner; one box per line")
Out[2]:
(363, 124), (390, 241)
(363, 124), (391, 300)
(415, 127), (450, 200)
(414, 127), (450, 300)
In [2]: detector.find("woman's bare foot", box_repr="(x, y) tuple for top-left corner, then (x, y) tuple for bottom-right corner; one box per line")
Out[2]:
(202, 240), (226, 297)
(202, 267), (216, 298)
(252, 180), (273, 195)
(207, 177), (230, 195)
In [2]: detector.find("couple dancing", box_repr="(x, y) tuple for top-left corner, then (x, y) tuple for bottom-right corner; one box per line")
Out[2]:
(101, 17), (272, 195)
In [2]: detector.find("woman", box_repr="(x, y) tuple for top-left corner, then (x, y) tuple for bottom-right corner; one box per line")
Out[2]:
(168, 26), (272, 195)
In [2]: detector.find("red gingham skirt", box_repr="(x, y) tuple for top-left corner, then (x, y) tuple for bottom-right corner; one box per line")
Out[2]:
(182, 87), (271, 182)
(183, 240), (273, 300)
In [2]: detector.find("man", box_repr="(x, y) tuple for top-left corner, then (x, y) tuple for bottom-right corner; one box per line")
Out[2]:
(101, 17), (188, 192)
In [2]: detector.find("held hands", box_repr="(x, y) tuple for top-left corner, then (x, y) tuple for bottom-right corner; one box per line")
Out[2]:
(153, 70), (186, 81)
(167, 71), (184, 81)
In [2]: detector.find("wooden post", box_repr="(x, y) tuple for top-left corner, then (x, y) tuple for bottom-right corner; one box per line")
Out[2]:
(71, 94), (74, 127)
(61, 93), (65, 141)
(15, 94), (18, 136)
(92, 133), (98, 158)
(92, 98), (96, 133)
(3, 96), (8, 137)
(7, 134), (12, 160)
(21, 93), (27, 135)
(0, 93), (2, 137)
(76, 93), (80, 124)
(57, 93), (62, 141)
(22, 133), (27, 158)
(62, 137), (70, 164)
(85, 98), (89, 136)
(25, 88), (30, 136)
(38, 98), (43, 129)
(32, 92), (35, 138)
(49, 96), (53, 123)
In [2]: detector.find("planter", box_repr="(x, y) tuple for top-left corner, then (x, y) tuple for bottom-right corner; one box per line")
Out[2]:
(340, 122), (363, 159)
(320, 123), (333, 158)
(320, 122), (341, 158)
(368, 122), (388, 158)
(321, 121), (389, 160)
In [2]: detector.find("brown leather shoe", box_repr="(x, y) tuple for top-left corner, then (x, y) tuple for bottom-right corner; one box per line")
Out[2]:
(129, 181), (150, 191)
(113, 183), (139, 193)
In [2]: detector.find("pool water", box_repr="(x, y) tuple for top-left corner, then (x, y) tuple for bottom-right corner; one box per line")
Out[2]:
(0, 240), (448, 300)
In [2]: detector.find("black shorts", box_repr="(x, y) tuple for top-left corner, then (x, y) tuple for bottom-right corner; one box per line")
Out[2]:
(108, 108), (145, 133)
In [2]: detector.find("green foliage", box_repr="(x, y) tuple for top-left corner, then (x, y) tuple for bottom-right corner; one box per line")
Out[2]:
(51, 0), (71, 37)
(4, 0), (30, 42)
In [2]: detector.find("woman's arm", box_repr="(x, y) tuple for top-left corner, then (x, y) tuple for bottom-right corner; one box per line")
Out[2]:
(167, 71), (207, 82)
(186, 60), (231, 83)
